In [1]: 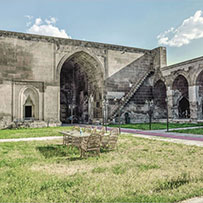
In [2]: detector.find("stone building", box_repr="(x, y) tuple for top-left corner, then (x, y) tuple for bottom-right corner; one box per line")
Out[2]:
(0, 30), (202, 128)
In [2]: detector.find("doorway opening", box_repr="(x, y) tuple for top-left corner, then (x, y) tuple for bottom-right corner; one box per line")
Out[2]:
(178, 97), (190, 118)
(60, 52), (103, 124)
(25, 106), (32, 119)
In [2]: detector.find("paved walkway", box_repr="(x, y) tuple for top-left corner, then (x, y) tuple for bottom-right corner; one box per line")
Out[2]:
(120, 128), (203, 142)
(129, 133), (203, 147)
(180, 196), (203, 203)
(0, 136), (62, 143)
(151, 126), (203, 132)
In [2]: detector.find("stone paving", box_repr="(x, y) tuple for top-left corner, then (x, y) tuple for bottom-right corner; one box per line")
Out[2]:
(0, 136), (62, 143)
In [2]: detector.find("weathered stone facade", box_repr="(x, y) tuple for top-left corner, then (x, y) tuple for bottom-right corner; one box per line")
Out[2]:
(0, 30), (202, 128)
(162, 56), (203, 122)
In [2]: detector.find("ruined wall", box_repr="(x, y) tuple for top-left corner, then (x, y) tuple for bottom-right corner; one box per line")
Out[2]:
(0, 37), (54, 82)
(0, 30), (157, 127)
(119, 75), (154, 123)
(161, 56), (203, 121)
(106, 47), (167, 123)
(3, 30), (199, 126)
(0, 81), (12, 128)
(106, 53), (153, 96)
(107, 50), (145, 77)
(196, 71), (203, 119)
(0, 32), (59, 126)
(153, 80), (167, 119)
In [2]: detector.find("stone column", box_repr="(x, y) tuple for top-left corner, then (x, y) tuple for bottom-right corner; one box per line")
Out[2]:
(189, 85), (198, 120)
(88, 94), (94, 122)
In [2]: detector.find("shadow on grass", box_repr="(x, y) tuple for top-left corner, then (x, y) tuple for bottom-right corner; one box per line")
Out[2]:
(154, 173), (191, 192)
(37, 144), (114, 160)
(100, 148), (111, 153)
(67, 157), (83, 161)
(36, 144), (79, 158)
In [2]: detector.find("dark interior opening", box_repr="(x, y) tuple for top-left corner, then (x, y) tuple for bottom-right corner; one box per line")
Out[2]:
(125, 112), (130, 124)
(25, 106), (32, 119)
(60, 61), (89, 124)
(153, 80), (167, 119)
(178, 97), (190, 118)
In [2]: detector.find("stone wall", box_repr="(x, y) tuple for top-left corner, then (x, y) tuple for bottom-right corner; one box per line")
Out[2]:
(105, 47), (167, 123)
(119, 75), (154, 123)
(162, 56), (203, 121)
(0, 30), (156, 128)
(3, 29), (203, 126)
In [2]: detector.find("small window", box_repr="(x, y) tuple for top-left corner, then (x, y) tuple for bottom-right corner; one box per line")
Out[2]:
(25, 106), (32, 119)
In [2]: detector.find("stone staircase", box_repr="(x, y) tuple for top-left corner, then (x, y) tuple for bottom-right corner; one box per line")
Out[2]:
(109, 68), (155, 121)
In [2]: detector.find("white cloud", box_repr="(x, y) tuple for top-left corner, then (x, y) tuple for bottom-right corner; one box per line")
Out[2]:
(25, 15), (33, 27)
(157, 10), (203, 47)
(45, 17), (57, 25)
(26, 17), (71, 39)
(25, 15), (33, 20)
(35, 18), (42, 26)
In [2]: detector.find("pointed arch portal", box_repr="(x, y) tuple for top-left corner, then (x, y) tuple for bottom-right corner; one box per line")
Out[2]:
(20, 87), (39, 120)
(196, 70), (203, 119)
(60, 51), (104, 124)
(153, 80), (167, 119)
(172, 75), (190, 119)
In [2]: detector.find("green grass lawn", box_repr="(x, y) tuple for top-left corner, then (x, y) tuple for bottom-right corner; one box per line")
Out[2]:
(0, 135), (203, 202)
(109, 123), (203, 130)
(1, 122), (203, 140)
(0, 126), (71, 139)
(172, 128), (203, 135)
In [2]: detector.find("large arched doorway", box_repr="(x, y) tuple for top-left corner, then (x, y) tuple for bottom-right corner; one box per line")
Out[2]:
(196, 70), (203, 119)
(59, 51), (104, 124)
(172, 75), (190, 119)
(153, 80), (167, 119)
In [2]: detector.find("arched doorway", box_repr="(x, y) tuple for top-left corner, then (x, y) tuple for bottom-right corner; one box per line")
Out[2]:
(20, 87), (39, 120)
(196, 70), (203, 119)
(178, 97), (190, 118)
(124, 112), (130, 124)
(172, 75), (190, 119)
(59, 51), (104, 124)
(153, 80), (167, 119)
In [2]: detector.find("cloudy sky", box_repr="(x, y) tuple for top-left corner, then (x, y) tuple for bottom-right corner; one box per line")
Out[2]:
(0, 0), (203, 65)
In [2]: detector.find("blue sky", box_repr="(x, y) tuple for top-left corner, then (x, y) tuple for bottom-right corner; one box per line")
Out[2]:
(0, 0), (203, 65)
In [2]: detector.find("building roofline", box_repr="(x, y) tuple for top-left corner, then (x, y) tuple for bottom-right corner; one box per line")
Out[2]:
(162, 55), (203, 70)
(0, 29), (151, 53)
